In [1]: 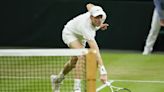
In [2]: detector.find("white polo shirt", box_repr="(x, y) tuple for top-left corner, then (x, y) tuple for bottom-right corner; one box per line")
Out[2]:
(62, 12), (106, 46)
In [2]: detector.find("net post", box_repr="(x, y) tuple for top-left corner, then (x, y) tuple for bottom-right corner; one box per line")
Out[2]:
(86, 49), (97, 92)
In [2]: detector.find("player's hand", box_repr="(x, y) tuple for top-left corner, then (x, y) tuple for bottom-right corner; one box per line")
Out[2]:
(100, 23), (109, 30)
(100, 74), (108, 84)
(160, 19), (164, 26)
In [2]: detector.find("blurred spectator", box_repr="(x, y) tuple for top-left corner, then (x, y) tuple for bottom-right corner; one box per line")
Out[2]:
(143, 0), (164, 55)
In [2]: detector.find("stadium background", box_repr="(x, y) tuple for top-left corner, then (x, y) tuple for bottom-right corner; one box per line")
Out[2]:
(1, 0), (164, 51)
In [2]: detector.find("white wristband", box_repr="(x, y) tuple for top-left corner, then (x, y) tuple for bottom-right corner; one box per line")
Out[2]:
(99, 65), (107, 75)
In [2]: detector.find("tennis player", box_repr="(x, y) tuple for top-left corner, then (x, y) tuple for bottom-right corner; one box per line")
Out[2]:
(51, 3), (109, 92)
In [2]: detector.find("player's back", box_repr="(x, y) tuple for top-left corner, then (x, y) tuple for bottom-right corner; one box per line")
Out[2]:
(64, 12), (91, 35)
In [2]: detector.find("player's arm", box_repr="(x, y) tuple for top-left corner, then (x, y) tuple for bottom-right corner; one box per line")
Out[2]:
(87, 39), (107, 83)
(100, 12), (109, 30)
(87, 39), (103, 65)
(100, 23), (109, 30)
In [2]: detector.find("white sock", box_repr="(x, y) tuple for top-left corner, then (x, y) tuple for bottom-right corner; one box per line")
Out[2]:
(74, 79), (81, 90)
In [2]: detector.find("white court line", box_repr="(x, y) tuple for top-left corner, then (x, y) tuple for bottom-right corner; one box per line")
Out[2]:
(1, 76), (164, 84)
(111, 79), (164, 84)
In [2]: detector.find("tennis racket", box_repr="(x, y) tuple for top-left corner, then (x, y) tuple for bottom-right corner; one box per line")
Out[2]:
(96, 80), (131, 92)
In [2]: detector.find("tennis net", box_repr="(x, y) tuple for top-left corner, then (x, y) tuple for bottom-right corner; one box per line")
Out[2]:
(0, 49), (97, 92)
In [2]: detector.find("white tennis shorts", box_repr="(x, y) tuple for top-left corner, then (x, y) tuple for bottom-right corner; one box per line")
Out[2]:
(62, 27), (86, 47)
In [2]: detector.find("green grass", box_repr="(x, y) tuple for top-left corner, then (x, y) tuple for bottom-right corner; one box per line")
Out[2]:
(0, 51), (164, 92)
(97, 51), (164, 92)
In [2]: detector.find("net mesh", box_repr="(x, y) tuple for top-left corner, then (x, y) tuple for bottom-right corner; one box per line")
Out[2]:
(0, 49), (87, 92)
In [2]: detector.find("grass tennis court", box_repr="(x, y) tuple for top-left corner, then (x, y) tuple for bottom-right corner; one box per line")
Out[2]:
(98, 51), (164, 92)
(0, 50), (164, 92)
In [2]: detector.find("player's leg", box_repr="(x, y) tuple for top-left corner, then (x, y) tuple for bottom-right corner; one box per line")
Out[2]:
(51, 27), (85, 92)
(61, 40), (84, 76)
(73, 56), (85, 92)
(143, 9), (161, 55)
(52, 40), (84, 92)
(69, 40), (84, 92)
(51, 56), (79, 92)
(51, 30), (82, 92)
(60, 56), (82, 92)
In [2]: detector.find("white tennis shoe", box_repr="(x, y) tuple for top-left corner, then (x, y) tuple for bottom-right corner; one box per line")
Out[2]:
(74, 83), (81, 92)
(50, 75), (64, 92)
(143, 47), (152, 55)
(74, 88), (81, 92)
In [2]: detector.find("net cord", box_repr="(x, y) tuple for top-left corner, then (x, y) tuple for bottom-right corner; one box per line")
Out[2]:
(0, 49), (88, 56)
